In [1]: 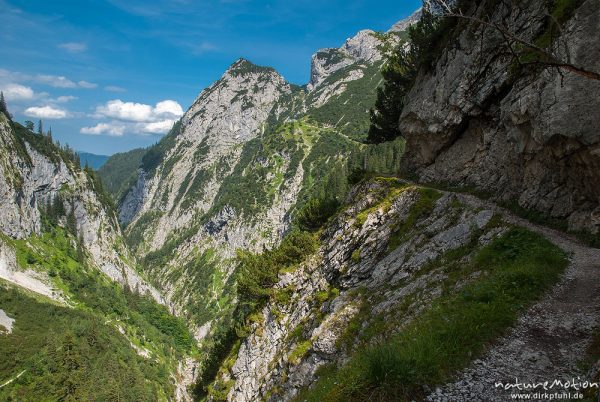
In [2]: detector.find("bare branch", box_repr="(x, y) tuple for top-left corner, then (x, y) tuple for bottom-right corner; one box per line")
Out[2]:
(428, 0), (600, 81)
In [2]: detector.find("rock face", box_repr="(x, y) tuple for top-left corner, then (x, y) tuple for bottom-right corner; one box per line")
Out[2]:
(388, 8), (421, 33)
(119, 169), (146, 225)
(399, 0), (600, 233)
(307, 29), (395, 91)
(218, 179), (509, 401)
(0, 114), (162, 303)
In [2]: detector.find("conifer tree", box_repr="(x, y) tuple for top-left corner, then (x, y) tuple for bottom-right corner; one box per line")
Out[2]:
(0, 91), (8, 119)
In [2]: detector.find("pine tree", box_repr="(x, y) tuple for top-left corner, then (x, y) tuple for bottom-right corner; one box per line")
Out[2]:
(37, 119), (43, 135)
(76, 233), (86, 264)
(47, 126), (53, 142)
(0, 91), (8, 120)
(66, 204), (77, 236)
(24, 120), (35, 131)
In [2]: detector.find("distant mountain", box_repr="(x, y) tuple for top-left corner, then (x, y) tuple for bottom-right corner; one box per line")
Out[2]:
(78, 151), (110, 169)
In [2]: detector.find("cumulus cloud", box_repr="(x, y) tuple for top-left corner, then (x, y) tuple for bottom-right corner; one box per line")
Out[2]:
(154, 100), (184, 116)
(82, 99), (182, 136)
(58, 42), (87, 53)
(96, 100), (154, 122)
(1, 83), (36, 101)
(24, 105), (69, 119)
(138, 119), (177, 134)
(81, 122), (126, 136)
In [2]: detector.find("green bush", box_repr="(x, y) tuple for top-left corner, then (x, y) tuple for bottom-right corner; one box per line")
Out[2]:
(236, 230), (317, 313)
(297, 197), (341, 231)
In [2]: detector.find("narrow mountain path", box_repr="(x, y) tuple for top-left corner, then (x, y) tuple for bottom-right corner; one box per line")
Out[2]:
(426, 193), (600, 401)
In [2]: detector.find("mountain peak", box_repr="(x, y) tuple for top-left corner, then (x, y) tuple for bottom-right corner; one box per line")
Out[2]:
(388, 9), (422, 33)
(226, 57), (278, 77)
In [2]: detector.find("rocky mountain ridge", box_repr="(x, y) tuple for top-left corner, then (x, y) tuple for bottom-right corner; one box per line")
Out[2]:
(107, 17), (411, 342)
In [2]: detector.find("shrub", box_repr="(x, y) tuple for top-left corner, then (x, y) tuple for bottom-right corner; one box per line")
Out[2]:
(297, 197), (341, 232)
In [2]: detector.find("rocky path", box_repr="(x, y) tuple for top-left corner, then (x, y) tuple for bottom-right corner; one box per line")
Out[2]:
(426, 193), (600, 401)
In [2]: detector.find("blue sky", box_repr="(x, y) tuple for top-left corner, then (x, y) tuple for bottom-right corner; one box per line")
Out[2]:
(0, 0), (421, 155)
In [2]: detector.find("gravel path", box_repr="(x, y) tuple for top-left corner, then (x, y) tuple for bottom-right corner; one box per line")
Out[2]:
(426, 194), (600, 401)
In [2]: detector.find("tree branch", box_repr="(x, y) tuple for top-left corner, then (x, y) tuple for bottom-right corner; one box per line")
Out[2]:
(429, 0), (600, 81)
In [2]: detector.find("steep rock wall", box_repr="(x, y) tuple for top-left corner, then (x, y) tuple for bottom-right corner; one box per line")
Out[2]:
(399, 0), (600, 233)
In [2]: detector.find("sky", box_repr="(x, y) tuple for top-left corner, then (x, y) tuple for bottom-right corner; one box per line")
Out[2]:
(0, 0), (421, 155)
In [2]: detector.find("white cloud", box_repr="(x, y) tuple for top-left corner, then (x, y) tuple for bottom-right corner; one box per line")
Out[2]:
(105, 85), (126, 92)
(154, 100), (184, 117)
(83, 99), (183, 136)
(58, 42), (87, 53)
(96, 100), (154, 122)
(81, 122), (126, 136)
(95, 99), (184, 122)
(2, 83), (35, 101)
(24, 105), (69, 119)
(138, 119), (177, 134)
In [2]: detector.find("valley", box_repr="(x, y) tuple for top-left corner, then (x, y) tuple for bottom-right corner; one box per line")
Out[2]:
(1, 0), (599, 401)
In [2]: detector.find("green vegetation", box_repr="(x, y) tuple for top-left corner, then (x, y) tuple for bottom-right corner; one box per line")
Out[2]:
(236, 230), (318, 316)
(501, 200), (600, 248)
(195, 230), (318, 399)
(5, 228), (194, 354)
(297, 197), (341, 232)
(367, 1), (466, 143)
(97, 147), (147, 203)
(0, 217), (195, 399)
(289, 339), (312, 365)
(387, 187), (442, 252)
(0, 286), (168, 401)
(297, 228), (568, 401)
(308, 63), (384, 142)
(11, 121), (81, 168)
(141, 119), (182, 174)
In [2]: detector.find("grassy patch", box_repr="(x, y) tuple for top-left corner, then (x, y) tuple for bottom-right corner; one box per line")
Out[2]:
(289, 340), (312, 365)
(296, 227), (568, 401)
(386, 187), (442, 253)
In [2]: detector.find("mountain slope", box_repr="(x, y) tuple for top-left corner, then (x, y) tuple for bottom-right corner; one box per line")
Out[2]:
(94, 21), (411, 397)
(111, 28), (407, 326)
(0, 114), (196, 400)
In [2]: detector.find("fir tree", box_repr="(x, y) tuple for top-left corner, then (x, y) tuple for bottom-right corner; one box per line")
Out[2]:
(66, 204), (77, 237)
(0, 91), (9, 120)
(37, 119), (43, 135)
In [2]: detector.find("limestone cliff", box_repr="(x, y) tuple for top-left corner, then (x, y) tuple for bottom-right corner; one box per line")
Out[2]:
(0, 114), (162, 303)
(399, 0), (600, 234)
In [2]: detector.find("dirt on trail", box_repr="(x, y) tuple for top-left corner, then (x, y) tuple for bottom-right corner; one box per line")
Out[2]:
(426, 193), (600, 402)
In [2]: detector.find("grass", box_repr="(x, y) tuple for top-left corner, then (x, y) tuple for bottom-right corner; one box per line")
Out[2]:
(386, 187), (442, 253)
(289, 340), (312, 365)
(296, 227), (568, 401)
(501, 200), (600, 248)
